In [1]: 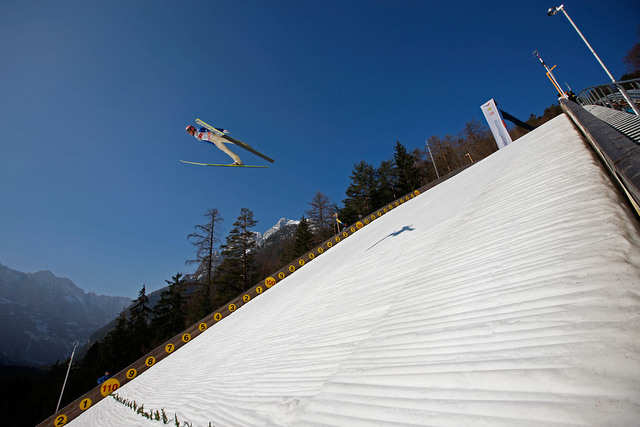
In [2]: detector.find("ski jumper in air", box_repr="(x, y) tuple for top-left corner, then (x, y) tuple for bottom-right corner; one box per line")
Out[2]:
(186, 125), (243, 165)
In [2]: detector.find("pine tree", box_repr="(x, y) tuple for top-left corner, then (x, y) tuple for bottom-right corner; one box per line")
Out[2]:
(305, 191), (334, 244)
(281, 216), (315, 263)
(340, 160), (377, 224)
(151, 273), (186, 340)
(215, 208), (259, 297)
(87, 309), (131, 379)
(129, 285), (152, 353)
(374, 159), (397, 206)
(193, 279), (213, 322)
(393, 141), (420, 196)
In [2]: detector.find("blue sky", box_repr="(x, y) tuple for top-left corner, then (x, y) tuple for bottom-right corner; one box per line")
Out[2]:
(1, 0), (638, 298)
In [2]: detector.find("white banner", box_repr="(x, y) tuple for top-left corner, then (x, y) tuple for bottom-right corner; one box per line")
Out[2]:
(480, 99), (513, 149)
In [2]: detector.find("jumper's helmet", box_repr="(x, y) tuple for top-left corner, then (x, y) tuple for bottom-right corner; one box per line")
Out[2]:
(186, 125), (196, 134)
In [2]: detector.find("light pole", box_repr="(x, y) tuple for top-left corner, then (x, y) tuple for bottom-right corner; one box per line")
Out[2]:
(547, 4), (640, 115)
(425, 140), (440, 179)
(533, 50), (567, 99)
(56, 340), (79, 412)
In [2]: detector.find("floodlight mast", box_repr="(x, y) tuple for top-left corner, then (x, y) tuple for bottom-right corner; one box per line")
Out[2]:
(425, 140), (439, 179)
(548, 4), (640, 115)
(533, 50), (567, 99)
(56, 340), (79, 413)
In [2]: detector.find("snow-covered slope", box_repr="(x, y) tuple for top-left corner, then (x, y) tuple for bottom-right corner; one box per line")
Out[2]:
(71, 115), (640, 426)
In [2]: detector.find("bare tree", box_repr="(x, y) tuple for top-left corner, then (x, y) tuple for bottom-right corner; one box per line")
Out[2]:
(187, 207), (223, 286)
(460, 119), (493, 160)
(305, 191), (335, 243)
(622, 26), (640, 76)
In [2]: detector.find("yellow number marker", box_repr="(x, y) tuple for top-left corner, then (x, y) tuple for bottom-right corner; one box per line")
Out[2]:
(100, 378), (120, 397)
(79, 398), (92, 411)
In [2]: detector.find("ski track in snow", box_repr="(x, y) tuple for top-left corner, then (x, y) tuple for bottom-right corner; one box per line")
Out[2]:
(70, 115), (640, 426)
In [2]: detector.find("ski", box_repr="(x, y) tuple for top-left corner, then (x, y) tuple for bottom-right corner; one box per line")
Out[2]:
(195, 118), (275, 163)
(180, 160), (268, 168)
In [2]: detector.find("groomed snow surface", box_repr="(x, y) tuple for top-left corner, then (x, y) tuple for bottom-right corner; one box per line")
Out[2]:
(71, 115), (640, 426)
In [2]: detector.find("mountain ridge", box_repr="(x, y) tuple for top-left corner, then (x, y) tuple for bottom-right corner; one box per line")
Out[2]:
(0, 218), (300, 366)
(0, 262), (131, 366)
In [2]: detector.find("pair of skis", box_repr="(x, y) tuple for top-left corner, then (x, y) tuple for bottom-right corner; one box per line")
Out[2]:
(181, 118), (275, 168)
(180, 160), (268, 168)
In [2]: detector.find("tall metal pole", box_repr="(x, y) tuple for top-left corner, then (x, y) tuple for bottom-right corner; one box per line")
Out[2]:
(548, 5), (640, 115)
(56, 340), (79, 412)
(533, 50), (567, 98)
(425, 140), (440, 179)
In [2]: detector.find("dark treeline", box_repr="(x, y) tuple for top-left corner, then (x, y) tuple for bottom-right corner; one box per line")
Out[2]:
(9, 105), (562, 427)
(338, 104), (562, 224)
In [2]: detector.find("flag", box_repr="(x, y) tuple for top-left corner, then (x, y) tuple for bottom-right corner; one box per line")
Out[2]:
(480, 99), (513, 149)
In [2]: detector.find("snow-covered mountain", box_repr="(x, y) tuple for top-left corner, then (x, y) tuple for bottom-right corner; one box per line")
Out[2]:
(0, 263), (131, 366)
(189, 218), (299, 282)
(0, 219), (300, 367)
(254, 217), (299, 247)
